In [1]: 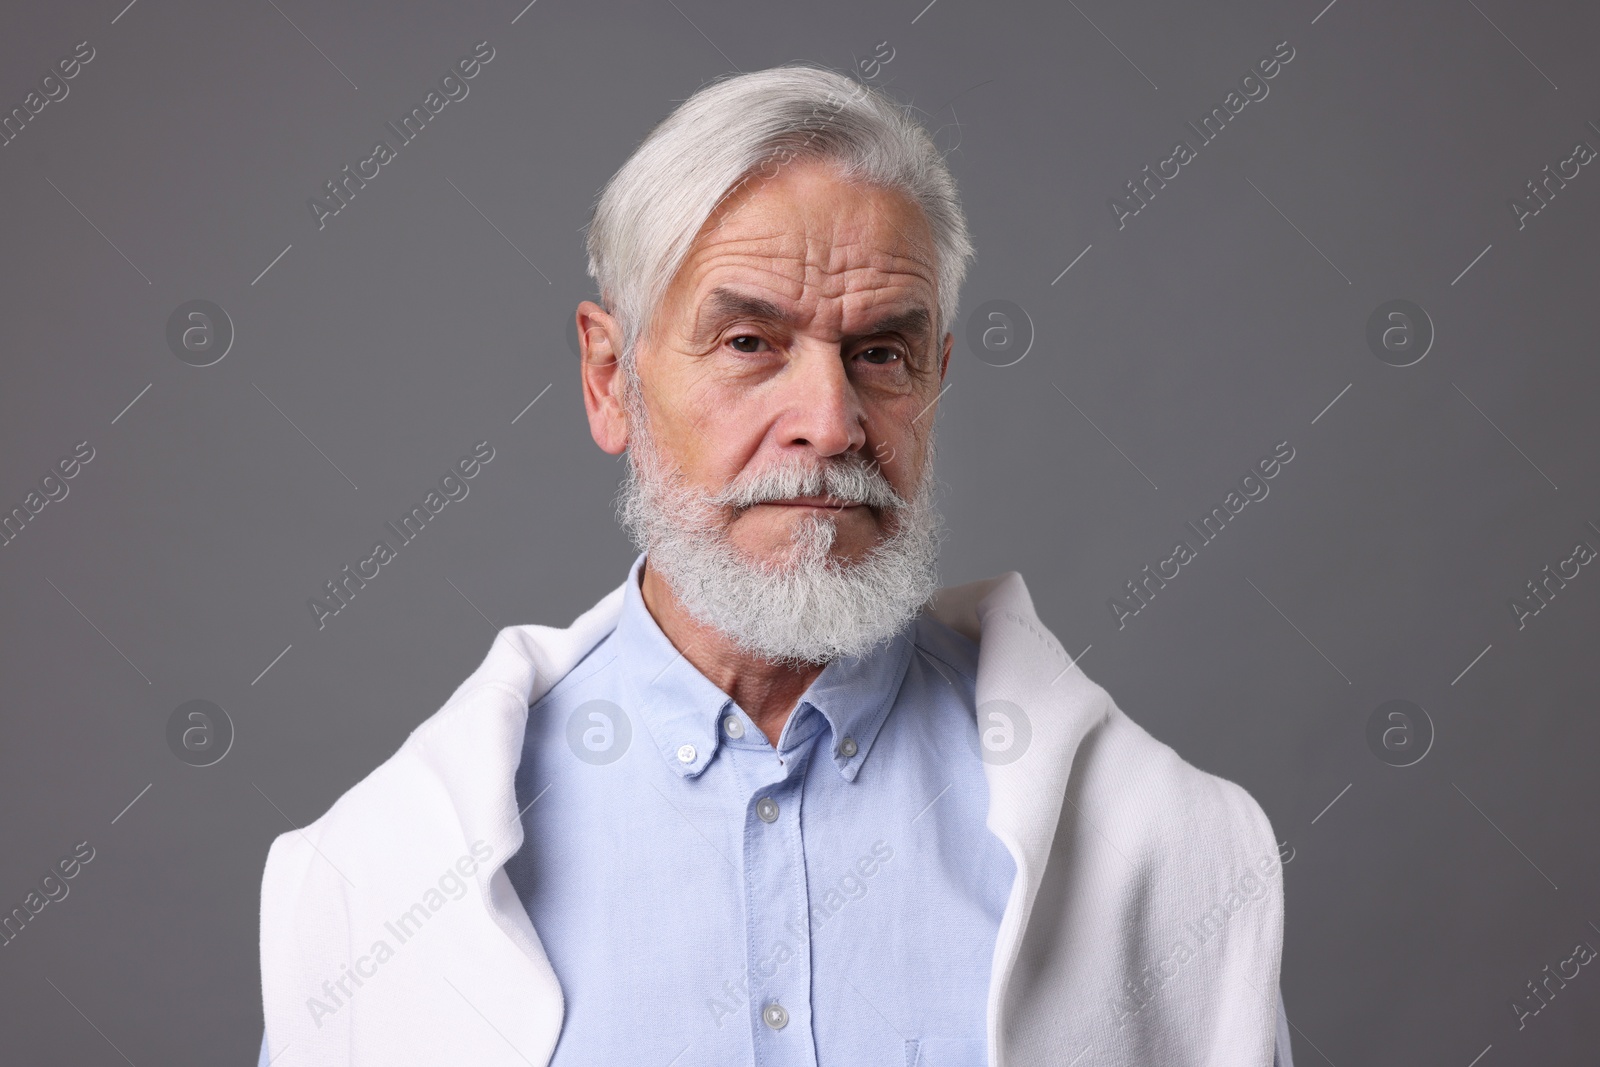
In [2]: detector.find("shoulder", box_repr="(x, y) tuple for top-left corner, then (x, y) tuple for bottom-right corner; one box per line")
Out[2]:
(258, 712), (453, 914)
(946, 568), (1277, 863)
(910, 610), (979, 685)
(527, 628), (621, 717)
(259, 628), (546, 897)
(262, 583), (628, 879)
(1102, 701), (1277, 858)
(938, 570), (1275, 839)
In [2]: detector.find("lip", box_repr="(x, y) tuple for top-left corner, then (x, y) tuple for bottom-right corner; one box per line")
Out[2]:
(763, 496), (865, 509)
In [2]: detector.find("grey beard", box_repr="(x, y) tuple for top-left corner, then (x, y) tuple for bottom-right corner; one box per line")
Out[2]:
(615, 395), (944, 667)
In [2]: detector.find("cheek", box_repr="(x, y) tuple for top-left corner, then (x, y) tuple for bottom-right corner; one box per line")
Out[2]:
(866, 407), (931, 487)
(655, 392), (766, 487)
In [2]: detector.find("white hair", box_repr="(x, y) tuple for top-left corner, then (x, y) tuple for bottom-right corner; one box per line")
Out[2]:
(584, 63), (975, 366)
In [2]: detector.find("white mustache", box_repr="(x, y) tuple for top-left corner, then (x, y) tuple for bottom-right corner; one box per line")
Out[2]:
(710, 453), (906, 511)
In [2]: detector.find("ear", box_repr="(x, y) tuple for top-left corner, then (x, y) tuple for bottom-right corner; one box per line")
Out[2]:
(577, 300), (629, 455)
(938, 330), (953, 383)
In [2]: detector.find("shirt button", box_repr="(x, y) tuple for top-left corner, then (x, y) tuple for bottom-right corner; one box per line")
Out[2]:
(723, 716), (744, 739)
(676, 743), (697, 764)
(762, 1002), (789, 1029)
(838, 736), (858, 758)
(756, 797), (779, 823)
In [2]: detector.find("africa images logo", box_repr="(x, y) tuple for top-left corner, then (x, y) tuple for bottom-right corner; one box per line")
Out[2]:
(307, 42), (496, 231)
(1108, 441), (1296, 629)
(307, 441), (495, 630)
(1108, 39), (1297, 230)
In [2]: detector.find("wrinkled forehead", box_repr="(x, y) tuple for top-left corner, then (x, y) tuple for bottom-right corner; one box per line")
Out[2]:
(670, 163), (941, 329)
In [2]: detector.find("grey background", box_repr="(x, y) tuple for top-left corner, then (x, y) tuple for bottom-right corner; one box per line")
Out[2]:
(1, 0), (1596, 1062)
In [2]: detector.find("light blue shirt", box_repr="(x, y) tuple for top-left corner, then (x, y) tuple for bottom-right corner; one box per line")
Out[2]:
(259, 553), (1294, 1065)
(506, 553), (1014, 1064)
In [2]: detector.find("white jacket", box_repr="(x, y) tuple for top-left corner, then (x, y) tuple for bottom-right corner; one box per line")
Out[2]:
(260, 571), (1284, 1065)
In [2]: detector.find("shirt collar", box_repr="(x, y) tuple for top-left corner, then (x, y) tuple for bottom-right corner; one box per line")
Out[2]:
(614, 553), (913, 782)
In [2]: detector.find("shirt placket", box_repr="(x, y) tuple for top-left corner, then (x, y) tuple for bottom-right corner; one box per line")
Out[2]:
(731, 711), (820, 1067)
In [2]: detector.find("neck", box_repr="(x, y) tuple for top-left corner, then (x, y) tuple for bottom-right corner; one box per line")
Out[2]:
(639, 557), (824, 748)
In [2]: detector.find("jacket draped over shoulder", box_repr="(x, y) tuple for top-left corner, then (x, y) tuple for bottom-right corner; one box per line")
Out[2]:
(260, 572), (1283, 1066)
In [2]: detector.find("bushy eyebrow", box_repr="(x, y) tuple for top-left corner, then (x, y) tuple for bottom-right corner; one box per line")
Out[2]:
(693, 286), (933, 346)
(694, 289), (789, 338)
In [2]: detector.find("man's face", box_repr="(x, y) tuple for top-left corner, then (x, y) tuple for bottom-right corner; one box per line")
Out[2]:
(602, 159), (951, 568)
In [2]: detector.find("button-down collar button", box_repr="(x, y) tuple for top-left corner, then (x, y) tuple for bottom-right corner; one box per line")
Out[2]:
(756, 797), (779, 823)
(723, 715), (744, 739)
(676, 743), (697, 764)
(838, 736), (858, 758)
(762, 1002), (789, 1029)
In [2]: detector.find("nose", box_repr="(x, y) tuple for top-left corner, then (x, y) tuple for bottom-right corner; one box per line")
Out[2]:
(777, 345), (868, 457)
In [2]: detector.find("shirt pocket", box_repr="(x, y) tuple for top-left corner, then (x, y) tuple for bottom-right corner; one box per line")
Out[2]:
(905, 1035), (990, 1067)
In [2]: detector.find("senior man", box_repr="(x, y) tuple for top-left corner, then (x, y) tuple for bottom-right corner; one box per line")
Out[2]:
(259, 65), (1292, 1066)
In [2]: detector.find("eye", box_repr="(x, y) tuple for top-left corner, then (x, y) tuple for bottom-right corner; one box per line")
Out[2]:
(857, 345), (902, 365)
(728, 334), (765, 354)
